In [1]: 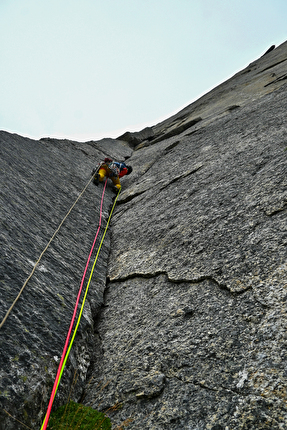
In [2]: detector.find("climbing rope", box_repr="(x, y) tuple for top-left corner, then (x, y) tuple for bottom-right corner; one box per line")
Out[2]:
(41, 183), (121, 430)
(0, 176), (94, 331)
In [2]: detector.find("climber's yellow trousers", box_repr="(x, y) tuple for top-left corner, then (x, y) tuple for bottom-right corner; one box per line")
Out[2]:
(98, 167), (121, 189)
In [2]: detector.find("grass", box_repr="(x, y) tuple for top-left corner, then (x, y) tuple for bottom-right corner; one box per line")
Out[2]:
(47, 401), (111, 430)
(4, 401), (132, 430)
(4, 374), (133, 430)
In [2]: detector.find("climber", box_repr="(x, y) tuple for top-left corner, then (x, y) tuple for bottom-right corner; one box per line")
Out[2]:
(92, 157), (133, 190)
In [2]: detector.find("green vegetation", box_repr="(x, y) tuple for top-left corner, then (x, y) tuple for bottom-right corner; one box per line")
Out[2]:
(47, 401), (111, 430)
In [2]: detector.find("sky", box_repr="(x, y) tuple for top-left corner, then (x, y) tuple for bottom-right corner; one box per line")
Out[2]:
(0, 0), (286, 142)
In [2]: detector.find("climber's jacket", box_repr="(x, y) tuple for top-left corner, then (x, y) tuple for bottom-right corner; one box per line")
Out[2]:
(101, 158), (131, 179)
(93, 158), (132, 190)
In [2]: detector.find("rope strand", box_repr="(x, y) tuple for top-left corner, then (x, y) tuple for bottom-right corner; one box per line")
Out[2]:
(41, 185), (121, 430)
(0, 176), (93, 330)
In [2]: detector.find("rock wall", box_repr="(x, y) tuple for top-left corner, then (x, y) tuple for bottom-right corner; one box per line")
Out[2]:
(83, 42), (287, 429)
(1, 40), (287, 429)
(0, 134), (132, 428)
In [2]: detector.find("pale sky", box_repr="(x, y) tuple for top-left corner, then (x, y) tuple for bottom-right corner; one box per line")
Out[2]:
(0, 0), (286, 142)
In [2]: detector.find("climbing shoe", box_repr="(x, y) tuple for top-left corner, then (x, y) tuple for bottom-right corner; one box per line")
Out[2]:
(112, 186), (121, 194)
(91, 167), (97, 176)
(93, 173), (100, 185)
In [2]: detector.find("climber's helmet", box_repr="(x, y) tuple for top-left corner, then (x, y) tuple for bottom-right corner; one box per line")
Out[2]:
(126, 166), (133, 175)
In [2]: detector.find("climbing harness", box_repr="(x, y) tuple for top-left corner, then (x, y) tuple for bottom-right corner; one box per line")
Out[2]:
(41, 182), (121, 430)
(0, 175), (94, 330)
(107, 161), (120, 177)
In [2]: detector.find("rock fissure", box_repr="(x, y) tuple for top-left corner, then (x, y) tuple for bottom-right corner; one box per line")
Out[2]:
(264, 73), (287, 87)
(160, 164), (204, 189)
(109, 270), (254, 296)
(265, 201), (287, 216)
(149, 117), (203, 144)
(109, 270), (222, 285)
(165, 372), (249, 399)
(117, 161), (204, 205)
(116, 189), (146, 205)
(258, 58), (287, 73)
(2, 41), (287, 430)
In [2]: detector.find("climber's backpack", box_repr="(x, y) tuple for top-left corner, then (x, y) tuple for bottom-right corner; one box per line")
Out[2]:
(107, 161), (126, 177)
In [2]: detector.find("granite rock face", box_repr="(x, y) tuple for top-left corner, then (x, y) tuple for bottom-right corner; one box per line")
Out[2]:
(0, 134), (132, 428)
(83, 42), (287, 429)
(1, 41), (287, 430)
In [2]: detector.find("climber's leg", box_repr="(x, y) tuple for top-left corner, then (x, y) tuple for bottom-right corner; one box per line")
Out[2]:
(111, 176), (121, 190)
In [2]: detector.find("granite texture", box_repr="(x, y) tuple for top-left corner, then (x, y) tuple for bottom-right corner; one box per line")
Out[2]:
(1, 41), (287, 430)
(0, 133), (131, 429)
(83, 43), (287, 429)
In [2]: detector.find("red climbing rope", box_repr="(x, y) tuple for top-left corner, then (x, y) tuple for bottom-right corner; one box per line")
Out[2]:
(41, 179), (108, 430)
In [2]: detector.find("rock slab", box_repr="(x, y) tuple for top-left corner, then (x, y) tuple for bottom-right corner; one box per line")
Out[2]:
(0, 133), (131, 429)
(1, 41), (287, 430)
(83, 42), (287, 429)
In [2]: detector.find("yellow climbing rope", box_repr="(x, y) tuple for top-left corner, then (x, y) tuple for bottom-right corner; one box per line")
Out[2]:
(41, 186), (121, 430)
